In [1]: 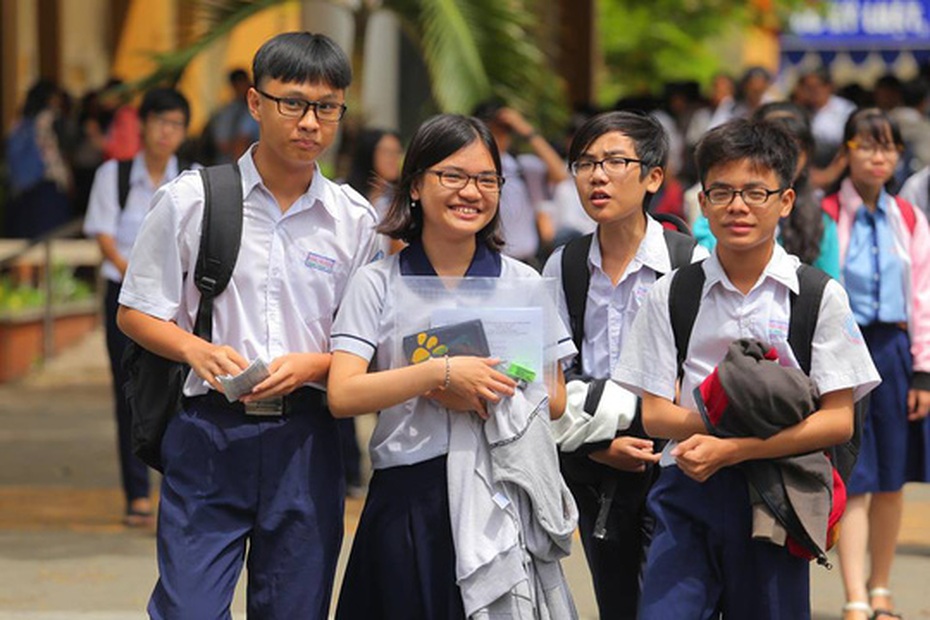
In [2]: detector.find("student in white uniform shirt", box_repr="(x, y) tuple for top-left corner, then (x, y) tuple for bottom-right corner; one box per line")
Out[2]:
(327, 114), (575, 619)
(542, 110), (707, 619)
(612, 118), (880, 619)
(116, 33), (378, 619)
(82, 87), (193, 528)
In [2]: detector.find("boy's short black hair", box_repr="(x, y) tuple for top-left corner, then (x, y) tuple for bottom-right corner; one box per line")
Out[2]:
(139, 87), (190, 126)
(379, 114), (504, 251)
(567, 110), (669, 180)
(252, 32), (351, 90)
(228, 68), (250, 85)
(695, 118), (799, 190)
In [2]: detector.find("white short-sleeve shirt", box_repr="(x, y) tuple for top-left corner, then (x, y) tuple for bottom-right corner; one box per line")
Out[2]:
(331, 245), (576, 470)
(82, 154), (186, 283)
(119, 146), (379, 395)
(612, 244), (881, 465)
(543, 216), (708, 378)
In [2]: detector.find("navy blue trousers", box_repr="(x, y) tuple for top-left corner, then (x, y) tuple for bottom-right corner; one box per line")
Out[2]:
(569, 474), (652, 619)
(148, 392), (344, 619)
(639, 466), (810, 620)
(336, 455), (465, 620)
(104, 280), (149, 507)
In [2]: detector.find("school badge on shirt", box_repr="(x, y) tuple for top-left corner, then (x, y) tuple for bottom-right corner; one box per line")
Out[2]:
(305, 251), (336, 274)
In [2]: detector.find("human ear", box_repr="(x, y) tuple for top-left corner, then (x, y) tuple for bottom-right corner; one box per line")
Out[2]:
(778, 188), (795, 219)
(645, 166), (665, 193)
(247, 88), (262, 122)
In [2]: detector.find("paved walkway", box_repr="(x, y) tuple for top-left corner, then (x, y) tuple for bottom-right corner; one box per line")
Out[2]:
(0, 327), (928, 619)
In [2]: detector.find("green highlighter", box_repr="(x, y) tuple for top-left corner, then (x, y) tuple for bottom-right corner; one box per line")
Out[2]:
(502, 361), (536, 389)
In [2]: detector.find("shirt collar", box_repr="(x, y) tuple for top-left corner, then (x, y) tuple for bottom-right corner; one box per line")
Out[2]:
(399, 239), (502, 277)
(588, 216), (671, 275)
(704, 243), (800, 297)
(131, 153), (178, 188)
(839, 176), (891, 216)
(238, 145), (339, 220)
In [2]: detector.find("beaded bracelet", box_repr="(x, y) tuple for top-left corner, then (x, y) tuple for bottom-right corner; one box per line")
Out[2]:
(439, 355), (451, 391)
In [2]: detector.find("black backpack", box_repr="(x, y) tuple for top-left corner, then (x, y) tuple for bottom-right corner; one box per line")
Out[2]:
(668, 260), (864, 484)
(558, 225), (697, 538)
(122, 164), (242, 472)
(116, 157), (192, 210)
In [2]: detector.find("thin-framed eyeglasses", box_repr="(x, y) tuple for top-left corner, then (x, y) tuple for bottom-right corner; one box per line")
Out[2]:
(255, 89), (347, 122)
(149, 114), (187, 132)
(846, 139), (903, 157)
(702, 186), (788, 208)
(426, 169), (505, 193)
(570, 156), (644, 177)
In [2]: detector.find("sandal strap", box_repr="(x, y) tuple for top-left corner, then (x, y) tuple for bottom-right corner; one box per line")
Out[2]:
(842, 601), (872, 613)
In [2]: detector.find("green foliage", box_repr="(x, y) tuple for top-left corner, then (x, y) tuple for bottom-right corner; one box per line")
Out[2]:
(0, 265), (95, 314)
(134, 0), (567, 130)
(596, 0), (808, 105)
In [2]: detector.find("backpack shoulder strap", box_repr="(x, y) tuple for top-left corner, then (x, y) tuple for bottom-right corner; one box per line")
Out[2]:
(117, 159), (133, 211)
(893, 195), (917, 235)
(788, 264), (831, 375)
(668, 260), (706, 383)
(822, 193), (840, 223)
(662, 228), (698, 272)
(193, 164), (243, 341)
(561, 233), (594, 377)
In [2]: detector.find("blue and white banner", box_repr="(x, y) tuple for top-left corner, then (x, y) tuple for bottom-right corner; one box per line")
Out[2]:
(781, 0), (930, 66)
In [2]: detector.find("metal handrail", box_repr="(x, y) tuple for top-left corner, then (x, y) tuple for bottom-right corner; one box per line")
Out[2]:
(0, 217), (95, 360)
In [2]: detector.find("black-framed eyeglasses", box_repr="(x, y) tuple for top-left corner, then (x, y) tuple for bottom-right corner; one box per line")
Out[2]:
(255, 89), (347, 122)
(569, 156), (644, 177)
(426, 169), (505, 193)
(702, 186), (788, 208)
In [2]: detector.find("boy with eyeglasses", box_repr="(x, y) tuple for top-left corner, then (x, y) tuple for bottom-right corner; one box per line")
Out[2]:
(542, 111), (706, 618)
(117, 32), (378, 618)
(83, 87), (193, 530)
(612, 118), (879, 619)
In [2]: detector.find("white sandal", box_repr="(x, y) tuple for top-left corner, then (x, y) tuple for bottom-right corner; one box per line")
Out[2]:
(842, 601), (872, 619)
(869, 587), (903, 619)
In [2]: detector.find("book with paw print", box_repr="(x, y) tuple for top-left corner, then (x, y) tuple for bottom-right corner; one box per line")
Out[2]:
(402, 319), (491, 364)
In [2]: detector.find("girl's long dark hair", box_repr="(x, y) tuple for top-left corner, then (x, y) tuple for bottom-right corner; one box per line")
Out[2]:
(346, 128), (400, 200)
(752, 102), (824, 266)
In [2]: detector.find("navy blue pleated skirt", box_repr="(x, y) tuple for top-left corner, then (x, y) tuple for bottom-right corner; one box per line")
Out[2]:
(336, 455), (466, 620)
(848, 324), (912, 494)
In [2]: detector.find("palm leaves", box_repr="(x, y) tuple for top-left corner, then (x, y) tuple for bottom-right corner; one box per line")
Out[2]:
(130, 0), (285, 94)
(131, 0), (565, 126)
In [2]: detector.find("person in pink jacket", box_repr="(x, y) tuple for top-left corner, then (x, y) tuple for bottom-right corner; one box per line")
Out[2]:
(827, 108), (930, 620)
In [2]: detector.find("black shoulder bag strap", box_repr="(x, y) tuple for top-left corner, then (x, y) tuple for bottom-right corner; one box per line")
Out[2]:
(117, 159), (133, 210)
(668, 260), (707, 384)
(787, 264), (830, 375)
(561, 233), (594, 378)
(193, 164), (243, 341)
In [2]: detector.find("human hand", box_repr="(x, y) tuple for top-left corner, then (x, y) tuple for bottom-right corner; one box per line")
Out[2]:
(671, 434), (740, 482)
(908, 388), (930, 421)
(425, 357), (516, 419)
(243, 353), (331, 402)
(495, 108), (535, 138)
(185, 342), (249, 393)
(588, 436), (661, 472)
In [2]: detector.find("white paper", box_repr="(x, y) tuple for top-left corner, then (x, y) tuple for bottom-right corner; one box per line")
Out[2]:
(431, 307), (544, 381)
(216, 358), (270, 402)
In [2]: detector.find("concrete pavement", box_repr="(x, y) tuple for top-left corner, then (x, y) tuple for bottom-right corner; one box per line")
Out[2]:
(0, 327), (927, 619)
